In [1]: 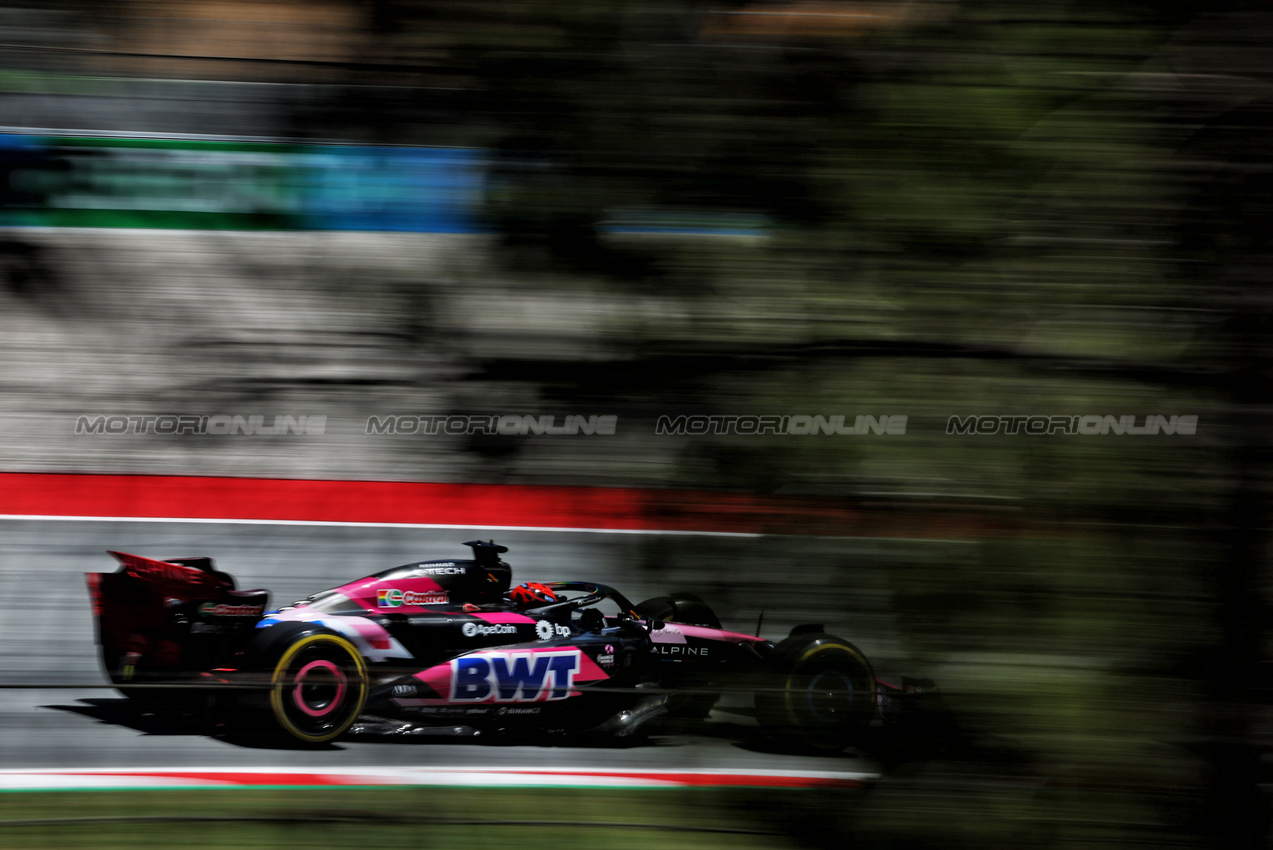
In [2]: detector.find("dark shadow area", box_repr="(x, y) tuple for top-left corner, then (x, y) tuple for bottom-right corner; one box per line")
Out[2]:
(41, 697), (696, 751)
(44, 697), (220, 738)
(42, 698), (345, 751)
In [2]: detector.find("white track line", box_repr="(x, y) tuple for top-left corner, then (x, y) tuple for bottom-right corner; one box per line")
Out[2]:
(0, 514), (976, 542)
(0, 514), (764, 537)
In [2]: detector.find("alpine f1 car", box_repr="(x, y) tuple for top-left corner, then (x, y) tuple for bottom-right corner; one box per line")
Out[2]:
(86, 540), (889, 747)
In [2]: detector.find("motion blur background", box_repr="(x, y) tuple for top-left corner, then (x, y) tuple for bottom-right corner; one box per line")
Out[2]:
(0, 0), (1269, 847)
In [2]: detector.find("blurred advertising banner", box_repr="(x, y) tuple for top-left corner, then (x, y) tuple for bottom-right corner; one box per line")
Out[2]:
(0, 134), (485, 232)
(302, 146), (484, 233)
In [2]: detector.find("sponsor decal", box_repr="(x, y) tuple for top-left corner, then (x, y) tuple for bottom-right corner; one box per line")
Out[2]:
(656, 644), (709, 657)
(392, 684), (416, 696)
(651, 624), (686, 644)
(198, 602), (265, 618)
(596, 644), (616, 666)
(120, 556), (212, 590)
(418, 564), (464, 575)
(535, 621), (572, 641)
(450, 650), (582, 703)
(189, 622), (226, 634)
(462, 621), (518, 638)
(413, 706), (484, 716)
(377, 588), (449, 608)
(496, 706), (542, 716)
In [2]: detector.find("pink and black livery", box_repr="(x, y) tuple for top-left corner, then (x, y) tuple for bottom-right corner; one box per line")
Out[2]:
(86, 540), (898, 748)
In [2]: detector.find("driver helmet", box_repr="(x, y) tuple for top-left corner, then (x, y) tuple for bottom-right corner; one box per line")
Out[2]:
(509, 581), (558, 608)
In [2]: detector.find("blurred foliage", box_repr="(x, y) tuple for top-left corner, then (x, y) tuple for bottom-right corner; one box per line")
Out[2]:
(392, 2), (1265, 848)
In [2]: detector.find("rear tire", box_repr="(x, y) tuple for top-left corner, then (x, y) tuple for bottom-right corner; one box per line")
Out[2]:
(756, 633), (875, 751)
(259, 630), (368, 744)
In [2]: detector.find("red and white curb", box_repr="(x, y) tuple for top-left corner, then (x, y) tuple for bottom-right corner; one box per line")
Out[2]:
(0, 766), (876, 791)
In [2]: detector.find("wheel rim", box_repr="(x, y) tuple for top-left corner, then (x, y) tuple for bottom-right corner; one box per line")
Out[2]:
(803, 669), (854, 725)
(774, 642), (875, 745)
(290, 659), (348, 718)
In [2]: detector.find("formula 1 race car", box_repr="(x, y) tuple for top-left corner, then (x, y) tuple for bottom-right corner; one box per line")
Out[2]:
(86, 541), (888, 748)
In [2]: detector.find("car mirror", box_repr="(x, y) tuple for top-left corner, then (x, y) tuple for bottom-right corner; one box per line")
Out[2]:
(645, 618), (665, 634)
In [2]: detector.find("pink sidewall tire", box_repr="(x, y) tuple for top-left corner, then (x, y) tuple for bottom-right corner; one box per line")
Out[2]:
(266, 632), (368, 745)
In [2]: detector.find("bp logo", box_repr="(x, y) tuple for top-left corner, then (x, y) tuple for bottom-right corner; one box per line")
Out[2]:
(534, 621), (571, 640)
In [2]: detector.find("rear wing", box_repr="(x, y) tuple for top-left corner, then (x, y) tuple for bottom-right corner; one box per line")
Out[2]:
(104, 550), (231, 600)
(87, 551), (268, 669)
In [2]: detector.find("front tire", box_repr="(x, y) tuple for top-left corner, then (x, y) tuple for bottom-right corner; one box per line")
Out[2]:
(265, 632), (368, 744)
(756, 633), (875, 751)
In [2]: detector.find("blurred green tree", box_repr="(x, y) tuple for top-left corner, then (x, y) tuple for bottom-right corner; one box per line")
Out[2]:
(450, 3), (1270, 847)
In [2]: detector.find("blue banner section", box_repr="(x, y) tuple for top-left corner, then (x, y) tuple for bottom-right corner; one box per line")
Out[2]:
(0, 134), (487, 233)
(302, 146), (485, 233)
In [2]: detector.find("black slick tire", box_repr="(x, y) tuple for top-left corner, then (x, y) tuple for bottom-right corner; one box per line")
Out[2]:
(755, 633), (875, 751)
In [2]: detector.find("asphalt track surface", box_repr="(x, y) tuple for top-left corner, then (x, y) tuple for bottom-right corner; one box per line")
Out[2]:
(0, 519), (881, 781)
